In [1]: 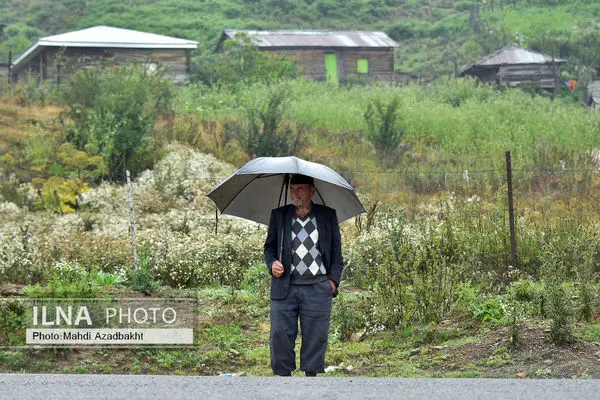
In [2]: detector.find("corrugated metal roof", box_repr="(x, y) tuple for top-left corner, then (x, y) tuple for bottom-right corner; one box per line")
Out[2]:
(223, 29), (398, 48)
(13, 26), (198, 66)
(474, 45), (565, 66)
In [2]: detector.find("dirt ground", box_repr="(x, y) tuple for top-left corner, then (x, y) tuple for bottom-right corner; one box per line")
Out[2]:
(425, 322), (600, 379)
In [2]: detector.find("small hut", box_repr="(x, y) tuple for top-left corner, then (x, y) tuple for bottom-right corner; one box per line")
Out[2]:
(459, 45), (566, 91)
(11, 26), (198, 84)
(216, 29), (398, 85)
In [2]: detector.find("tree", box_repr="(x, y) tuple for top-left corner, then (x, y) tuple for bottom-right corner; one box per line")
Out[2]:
(193, 33), (298, 87)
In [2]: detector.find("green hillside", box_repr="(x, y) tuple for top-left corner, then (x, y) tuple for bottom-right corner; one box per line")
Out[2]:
(1, 0), (600, 79)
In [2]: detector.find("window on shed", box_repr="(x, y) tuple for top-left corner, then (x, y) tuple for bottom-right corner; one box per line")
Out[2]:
(357, 58), (369, 74)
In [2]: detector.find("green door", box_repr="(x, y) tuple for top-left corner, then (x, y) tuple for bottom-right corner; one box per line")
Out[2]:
(325, 54), (338, 85)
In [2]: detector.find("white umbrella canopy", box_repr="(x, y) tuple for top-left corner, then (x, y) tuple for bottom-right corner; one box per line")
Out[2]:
(207, 156), (366, 225)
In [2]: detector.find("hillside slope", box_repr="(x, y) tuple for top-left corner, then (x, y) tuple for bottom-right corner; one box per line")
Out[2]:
(1, 0), (600, 80)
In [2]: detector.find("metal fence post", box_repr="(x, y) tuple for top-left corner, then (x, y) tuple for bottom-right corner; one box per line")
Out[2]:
(506, 151), (518, 268)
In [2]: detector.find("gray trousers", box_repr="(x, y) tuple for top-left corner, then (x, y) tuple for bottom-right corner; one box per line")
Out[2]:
(270, 280), (333, 375)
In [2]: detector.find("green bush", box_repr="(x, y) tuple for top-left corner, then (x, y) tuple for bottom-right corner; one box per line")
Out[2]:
(0, 350), (29, 370)
(348, 207), (463, 329)
(61, 64), (173, 181)
(127, 267), (160, 296)
(23, 260), (99, 298)
(332, 294), (366, 341)
(206, 235), (263, 300)
(544, 281), (574, 344)
(508, 279), (541, 302)
(471, 296), (505, 324)
(0, 301), (26, 346)
(237, 86), (304, 158)
(364, 96), (405, 166)
(242, 263), (271, 298)
(540, 242), (574, 344)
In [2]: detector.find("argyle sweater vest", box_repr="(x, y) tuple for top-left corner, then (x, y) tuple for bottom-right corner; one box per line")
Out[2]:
(290, 213), (327, 283)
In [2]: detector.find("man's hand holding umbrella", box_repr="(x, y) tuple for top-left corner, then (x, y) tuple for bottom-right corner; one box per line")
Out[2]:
(271, 260), (284, 278)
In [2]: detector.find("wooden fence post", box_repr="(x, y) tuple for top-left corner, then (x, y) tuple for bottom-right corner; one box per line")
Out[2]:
(126, 170), (139, 269)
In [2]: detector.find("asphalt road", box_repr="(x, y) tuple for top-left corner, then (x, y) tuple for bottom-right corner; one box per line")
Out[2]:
(1, 374), (600, 400)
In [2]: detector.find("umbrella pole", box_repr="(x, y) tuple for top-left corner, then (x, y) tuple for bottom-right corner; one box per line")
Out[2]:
(284, 174), (289, 205)
(277, 174), (286, 207)
(278, 174), (289, 261)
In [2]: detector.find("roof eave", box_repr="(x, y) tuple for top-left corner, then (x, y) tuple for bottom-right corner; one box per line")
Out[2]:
(13, 41), (197, 68)
(11, 41), (41, 67)
(40, 41), (198, 49)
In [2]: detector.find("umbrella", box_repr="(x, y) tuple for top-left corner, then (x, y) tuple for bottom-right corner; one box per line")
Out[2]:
(207, 156), (366, 225)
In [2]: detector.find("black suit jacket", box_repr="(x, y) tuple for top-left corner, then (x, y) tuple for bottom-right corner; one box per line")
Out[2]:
(264, 203), (344, 300)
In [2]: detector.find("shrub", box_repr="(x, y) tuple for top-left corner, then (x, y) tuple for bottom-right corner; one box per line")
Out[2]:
(509, 279), (541, 302)
(236, 87), (304, 158)
(0, 301), (26, 346)
(140, 232), (207, 289)
(242, 263), (271, 299)
(127, 263), (159, 296)
(347, 207), (464, 329)
(364, 96), (405, 166)
(544, 281), (574, 344)
(0, 175), (33, 209)
(204, 234), (263, 299)
(37, 232), (131, 273)
(471, 296), (505, 324)
(139, 229), (263, 292)
(540, 242), (574, 344)
(332, 294), (366, 341)
(10, 75), (52, 107)
(0, 230), (44, 284)
(61, 64), (173, 181)
(31, 176), (89, 214)
(23, 260), (99, 298)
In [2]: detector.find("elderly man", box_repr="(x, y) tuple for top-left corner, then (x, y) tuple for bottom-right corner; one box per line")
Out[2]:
(264, 174), (344, 377)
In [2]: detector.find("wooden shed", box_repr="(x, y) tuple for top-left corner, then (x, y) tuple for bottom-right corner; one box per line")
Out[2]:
(216, 29), (398, 85)
(459, 45), (566, 91)
(11, 26), (198, 84)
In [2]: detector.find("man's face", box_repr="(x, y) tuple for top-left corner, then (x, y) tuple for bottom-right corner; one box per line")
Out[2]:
(290, 184), (316, 208)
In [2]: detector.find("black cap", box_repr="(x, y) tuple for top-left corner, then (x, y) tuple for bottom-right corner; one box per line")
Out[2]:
(290, 174), (314, 185)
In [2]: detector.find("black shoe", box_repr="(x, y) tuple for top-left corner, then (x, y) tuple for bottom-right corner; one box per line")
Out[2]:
(305, 371), (317, 377)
